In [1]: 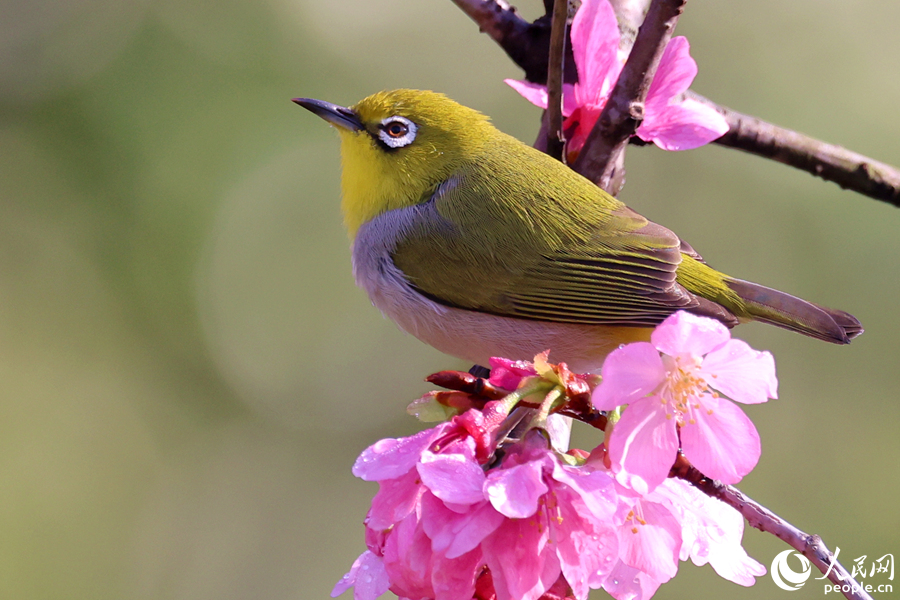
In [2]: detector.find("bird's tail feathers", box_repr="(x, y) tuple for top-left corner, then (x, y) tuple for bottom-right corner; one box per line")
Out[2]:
(726, 278), (863, 344)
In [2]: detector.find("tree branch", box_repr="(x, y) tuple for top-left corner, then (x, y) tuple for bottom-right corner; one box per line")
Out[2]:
(673, 461), (873, 600)
(571, 0), (687, 193)
(544, 0), (569, 160)
(685, 92), (900, 208)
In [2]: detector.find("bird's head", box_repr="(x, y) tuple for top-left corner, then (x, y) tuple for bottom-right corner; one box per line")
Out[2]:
(295, 89), (494, 236)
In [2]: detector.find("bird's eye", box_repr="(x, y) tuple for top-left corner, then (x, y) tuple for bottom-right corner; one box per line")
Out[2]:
(385, 121), (408, 138)
(377, 116), (417, 149)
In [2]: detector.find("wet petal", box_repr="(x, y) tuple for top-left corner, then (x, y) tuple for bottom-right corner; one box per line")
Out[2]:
(418, 450), (486, 506)
(353, 425), (444, 481)
(485, 460), (548, 518)
(331, 550), (390, 600)
(608, 398), (678, 494)
(420, 493), (503, 559)
(701, 339), (777, 404)
(680, 395), (760, 484)
(617, 500), (681, 582)
(482, 518), (560, 600)
(592, 342), (666, 410)
(368, 469), (423, 530)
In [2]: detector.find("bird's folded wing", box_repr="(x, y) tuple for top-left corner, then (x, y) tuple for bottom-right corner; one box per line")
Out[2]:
(390, 174), (734, 327)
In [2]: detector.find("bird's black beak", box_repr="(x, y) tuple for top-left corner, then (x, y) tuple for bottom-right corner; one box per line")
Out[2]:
(293, 98), (364, 132)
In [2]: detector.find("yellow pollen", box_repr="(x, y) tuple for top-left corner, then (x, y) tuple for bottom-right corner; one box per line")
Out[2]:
(688, 418), (695, 424)
(707, 409), (714, 415)
(666, 413), (672, 420)
(631, 526), (639, 534)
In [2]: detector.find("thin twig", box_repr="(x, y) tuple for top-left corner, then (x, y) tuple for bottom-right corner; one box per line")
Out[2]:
(686, 92), (900, 208)
(673, 463), (873, 600)
(571, 0), (687, 193)
(544, 0), (569, 160)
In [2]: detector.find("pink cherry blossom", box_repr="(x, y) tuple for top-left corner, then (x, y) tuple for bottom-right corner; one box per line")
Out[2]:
(479, 433), (620, 600)
(593, 311), (777, 493)
(336, 347), (770, 600)
(650, 478), (766, 586)
(489, 356), (538, 391)
(505, 0), (728, 154)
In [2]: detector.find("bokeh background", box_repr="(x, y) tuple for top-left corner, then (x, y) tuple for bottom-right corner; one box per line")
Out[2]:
(1, 0), (898, 598)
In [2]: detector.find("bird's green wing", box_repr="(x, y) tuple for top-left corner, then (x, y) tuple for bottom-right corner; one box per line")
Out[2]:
(391, 147), (739, 327)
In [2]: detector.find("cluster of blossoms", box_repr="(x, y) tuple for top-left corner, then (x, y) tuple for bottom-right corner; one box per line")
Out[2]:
(506, 0), (729, 156)
(333, 312), (776, 600)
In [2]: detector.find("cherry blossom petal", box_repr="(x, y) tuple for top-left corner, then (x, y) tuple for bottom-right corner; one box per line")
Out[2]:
(504, 79), (550, 110)
(617, 500), (681, 582)
(561, 84), (580, 116)
(431, 547), (483, 600)
(608, 398), (679, 494)
(489, 356), (538, 390)
(701, 339), (778, 404)
(482, 517), (560, 600)
(368, 469), (423, 531)
(503, 81), (581, 118)
(706, 543), (767, 586)
(645, 37), (697, 112)
(571, 0), (620, 104)
(353, 425), (444, 481)
(421, 492), (504, 559)
(637, 96), (729, 150)
(485, 460), (548, 518)
(550, 460), (618, 521)
(418, 450), (486, 506)
(601, 560), (663, 600)
(382, 512), (434, 600)
(592, 342), (666, 410)
(553, 492), (619, 598)
(653, 479), (766, 586)
(651, 311), (730, 358)
(331, 550), (390, 600)
(680, 395), (760, 484)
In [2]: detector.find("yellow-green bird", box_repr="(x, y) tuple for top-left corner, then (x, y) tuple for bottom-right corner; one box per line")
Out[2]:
(294, 89), (862, 372)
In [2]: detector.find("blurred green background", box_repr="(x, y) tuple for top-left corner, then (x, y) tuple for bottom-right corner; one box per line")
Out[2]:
(1, 0), (898, 598)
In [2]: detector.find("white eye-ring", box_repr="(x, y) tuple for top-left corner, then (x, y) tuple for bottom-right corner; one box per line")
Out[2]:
(378, 116), (417, 148)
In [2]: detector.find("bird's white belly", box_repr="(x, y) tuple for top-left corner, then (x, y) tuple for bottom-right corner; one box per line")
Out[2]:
(354, 245), (646, 372)
(350, 201), (651, 372)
